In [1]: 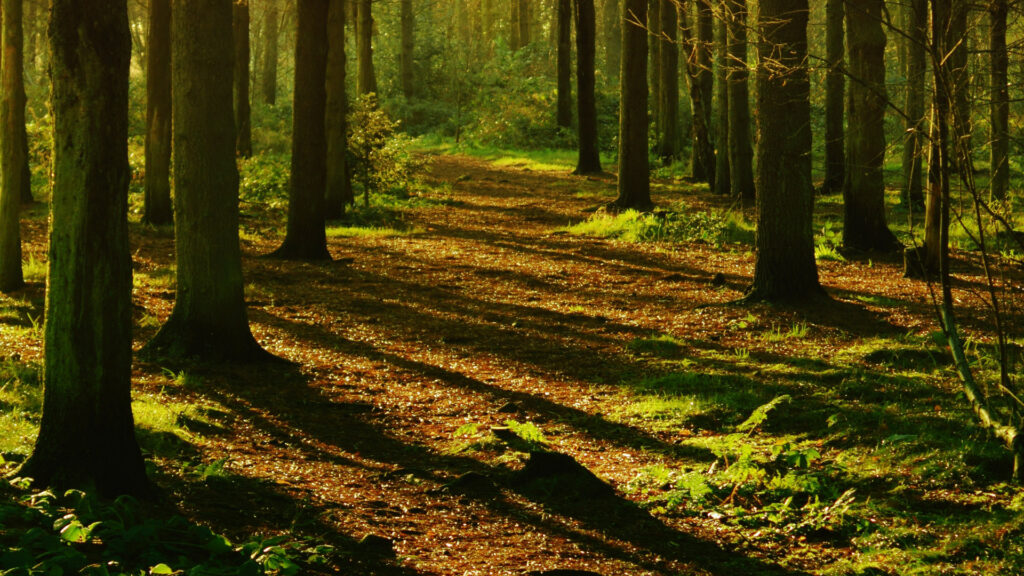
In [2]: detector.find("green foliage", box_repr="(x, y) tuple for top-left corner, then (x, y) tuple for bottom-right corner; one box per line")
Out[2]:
(563, 207), (751, 246)
(0, 358), (41, 460)
(815, 221), (846, 261)
(239, 154), (290, 211)
(627, 334), (686, 358)
(348, 94), (426, 204)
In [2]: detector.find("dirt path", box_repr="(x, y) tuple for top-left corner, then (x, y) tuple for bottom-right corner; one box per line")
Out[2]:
(122, 154), (960, 575)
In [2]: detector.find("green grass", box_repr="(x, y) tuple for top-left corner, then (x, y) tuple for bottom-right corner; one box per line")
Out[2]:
(326, 225), (421, 238)
(415, 137), (616, 173)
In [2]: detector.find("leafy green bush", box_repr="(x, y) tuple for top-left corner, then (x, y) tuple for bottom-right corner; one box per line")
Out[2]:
(348, 94), (426, 205)
(239, 154), (290, 210)
(563, 207), (748, 246)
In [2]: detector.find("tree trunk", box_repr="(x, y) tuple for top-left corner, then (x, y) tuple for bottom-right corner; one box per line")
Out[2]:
(692, 0), (713, 180)
(556, 0), (572, 128)
(949, 2), (970, 167)
(272, 0), (330, 260)
(648, 0), (660, 135)
(146, 0), (271, 362)
(657, 0), (678, 162)
(679, 1), (714, 187)
(614, 0), (651, 210)
(400, 0), (413, 99)
(602, 0), (620, 81)
(726, 0), (753, 201)
(575, 0), (602, 174)
(356, 0), (376, 95)
(924, 0), (952, 275)
(822, 0), (843, 194)
(261, 0), (279, 104)
(902, 0), (926, 207)
(519, 0), (531, 46)
(713, 0), (730, 196)
(843, 0), (900, 252)
(144, 0), (172, 225)
(748, 0), (822, 301)
(325, 0), (351, 219)
(233, 0), (252, 158)
(989, 0), (1008, 202)
(1, 1), (31, 206)
(510, 0), (521, 50)
(0, 0), (24, 292)
(19, 0), (148, 497)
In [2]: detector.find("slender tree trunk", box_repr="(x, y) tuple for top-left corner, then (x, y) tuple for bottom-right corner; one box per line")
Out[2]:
(692, 0), (713, 179)
(272, 0), (330, 260)
(822, 0), (844, 194)
(680, 1), (714, 187)
(19, 0), (149, 497)
(356, 0), (376, 95)
(146, 0), (271, 362)
(657, 0), (678, 162)
(261, 0), (279, 104)
(575, 0), (602, 174)
(648, 0), (660, 135)
(614, 0), (651, 210)
(726, 0), (753, 201)
(519, 0), (531, 46)
(748, 0), (821, 301)
(325, 0), (351, 218)
(843, 0), (900, 252)
(924, 0), (952, 274)
(400, 0), (414, 99)
(233, 0), (252, 158)
(713, 0), (730, 196)
(510, 0), (521, 50)
(144, 0), (172, 225)
(1, 2), (31, 206)
(602, 0), (620, 81)
(556, 0), (572, 128)
(20, 0), (30, 75)
(0, 0), (25, 292)
(949, 2), (970, 166)
(902, 0), (927, 207)
(989, 0), (1008, 202)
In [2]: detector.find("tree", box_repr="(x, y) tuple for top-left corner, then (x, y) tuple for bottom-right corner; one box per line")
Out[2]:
(726, 0), (753, 201)
(713, 0), (730, 196)
(356, 0), (376, 95)
(18, 0), (149, 497)
(901, 0), (927, 207)
(691, 0), (714, 180)
(261, 0), (279, 104)
(747, 0), (822, 301)
(144, 0), (172, 225)
(656, 0), (678, 162)
(234, 0), (252, 158)
(400, 0), (414, 99)
(325, 0), (352, 218)
(574, 0), (602, 174)
(843, 0), (900, 252)
(613, 0), (651, 210)
(821, 0), (843, 194)
(519, 0), (532, 46)
(271, 0), (330, 260)
(556, 0), (572, 128)
(989, 0), (1008, 202)
(0, 1), (31, 206)
(0, 0), (24, 292)
(602, 0), (620, 81)
(647, 0), (660, 133)
(146, 0), (271, 362)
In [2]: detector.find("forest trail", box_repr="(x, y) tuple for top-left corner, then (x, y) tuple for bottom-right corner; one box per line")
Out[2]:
(123, 154), (959, 574)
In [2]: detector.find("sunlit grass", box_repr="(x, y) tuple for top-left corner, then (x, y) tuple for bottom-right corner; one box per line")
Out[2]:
(325, 225), (422, 238)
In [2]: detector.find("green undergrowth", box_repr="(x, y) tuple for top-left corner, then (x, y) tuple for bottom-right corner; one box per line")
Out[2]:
(561, 206), (752, 246)
(416, 137), (615, 173)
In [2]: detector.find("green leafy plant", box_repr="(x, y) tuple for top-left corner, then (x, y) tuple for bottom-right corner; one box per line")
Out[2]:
(348, 94), (427, 206)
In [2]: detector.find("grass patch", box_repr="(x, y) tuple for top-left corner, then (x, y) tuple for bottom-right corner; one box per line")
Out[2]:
(562, 207), (752, 246)
(627, 334), (687, 358)
(326, 225), (420, 239)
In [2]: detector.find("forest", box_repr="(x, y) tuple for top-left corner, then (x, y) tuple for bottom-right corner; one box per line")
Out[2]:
(1, 0), (1024, 574)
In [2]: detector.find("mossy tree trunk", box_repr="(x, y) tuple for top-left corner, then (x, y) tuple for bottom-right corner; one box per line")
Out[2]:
(261, 0), (279, 104)
(574, 0), (602, 174)
(989, 0), (1008, 202)
(614, 0), (651, 210)
(19, 0), (149, 497)
(146, 0), (271, 362)
(822, 0), (843, 194)
(656, 0), (678, 163)
(325, 0), (351, 219)
(143, 0), (172, 225)
(272, 0), (330, 260)
(356, 0), (376, 95)
(713, 0), (730, 196)
(747, 0), (822, 302)
(901, 0), (927, 207)
(0, 0), (24, 292)
(556, 0), (572, 129)
(726, 0), (753, 201)
(233, 0), (251, 158)
(843, 0), (900, 252)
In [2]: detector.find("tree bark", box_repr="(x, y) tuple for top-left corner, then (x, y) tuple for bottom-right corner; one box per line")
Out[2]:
(144, 0), (172, 225)
(261, 0), (279, 104)
(556, 0), (572, 128)
(0, 1), (31, 206)
(272, 0), (330, 260)
(902, 0), (926, 207)
(692, 0), (714, 180)
(325, 0), (351, 218)
(989, 0), (1008, 202)
(0, 0), (24, 291)
(748, 0), (822, 301)
(510, 0), (521, 50)
(519, 0), (531, 46)
(614, 0), (651, 210)
(602, 0), (620, 81)
(679, 1), (714, 188)
(356, 0), (376, 95)
(400, 0), (413, 99)
(657, 0), (678, 162)
(843, 0), (900, 252)
(574, 0), (602, 174)
(713, 0), (730, 196)
(726, 0), (753, 201)
(822, 0), (843, 194)
(146, 0), (271, 362)
(19, 0), (148, 497)
(233, 0), (251, 158)
(648, 0), (660, 134)
(924, 0), (952, 275)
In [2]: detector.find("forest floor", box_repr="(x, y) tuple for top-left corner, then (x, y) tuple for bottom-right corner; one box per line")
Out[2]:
(3, 151), (1024, 575)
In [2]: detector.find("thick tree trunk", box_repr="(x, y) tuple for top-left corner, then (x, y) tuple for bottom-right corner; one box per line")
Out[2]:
(614, 0), (651, 210)
(748, 0), (821, 301)
(261, 0), (279, 104)
(356, 0), (376, 95)
(726, 0), (753, 201)
(989, 0), (1008, 202)
(843, 0), (900, 252)
(400, 0), (413, 99)
(902, 0), (927, 207)
(19, 0), (148, 497)
(602, 0), (620, 81)
(144, 0), (172, 225)
(657, 0), (678, 162)
(822, 0), (843, 194)
(713, 1), (730, 196)
(574, 0), (602, 174)
(146, 0), (270, 362)
(556, 0), (572, 128)
(233, 0), (252, 158)
(325, 0), (351, 219)
(272, 0), (330, 260)
(0, 0), (24, 291)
